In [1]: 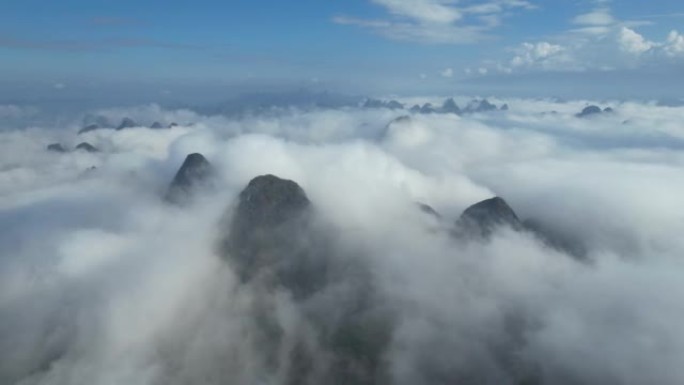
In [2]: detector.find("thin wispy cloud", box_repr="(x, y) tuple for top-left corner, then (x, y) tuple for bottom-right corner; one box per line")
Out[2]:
(333, 0), (536, 44)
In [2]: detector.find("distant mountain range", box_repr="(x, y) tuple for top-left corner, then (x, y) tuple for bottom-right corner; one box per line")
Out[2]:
(363, 97), (509, 115)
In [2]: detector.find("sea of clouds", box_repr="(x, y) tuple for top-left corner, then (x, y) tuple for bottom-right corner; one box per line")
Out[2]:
(1, 98), (684, 384)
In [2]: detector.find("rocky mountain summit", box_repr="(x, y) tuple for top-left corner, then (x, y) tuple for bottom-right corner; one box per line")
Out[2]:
(218, 174), (391, 384)
(46, 143), (67, 153)
(576, 105), (615, 118)
(362, 98), (404, 110)
(116, 117), (137, 130)
(165, 153), (215, 204)
(451, 196), (585, 256)
(75, 142), (99, 152)
(441, 98), (461, 114)
(79, 117), (176, 134)
(393, 98), (507, 115)
(465, 98), (499, 113)
(47, 142), (101, 153)
(455, 197), (523, 238)
(221, 175), (320, 295)
(78, 124), (101, 135)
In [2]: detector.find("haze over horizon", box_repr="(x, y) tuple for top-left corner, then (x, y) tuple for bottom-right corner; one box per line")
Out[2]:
(2, 0), (684, 103)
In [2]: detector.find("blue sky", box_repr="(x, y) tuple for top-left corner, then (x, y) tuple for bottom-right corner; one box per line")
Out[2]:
(1, 0), (683, 100)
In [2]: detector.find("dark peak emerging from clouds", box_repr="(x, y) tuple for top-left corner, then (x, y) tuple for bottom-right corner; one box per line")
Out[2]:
(47, 142), (100, 153)
(78, 124), (101, 135)
(390, 115), (411, 124)
(385, 115), (413, 134)
(399, 98), (508, 116)
(523, 218), (588, 260)
(441, 98), (461, 114)
(83, 115), (108, 126)
(382, 115), (413, 139)
(46, 143), (67, 153)
(362, 99), (384, 109)
(576, 105), (615, 118)
(465, 98), (498, 113)
(228, 175), (311, 240)
(165, 153), (214, 204)
(386, 100), (404, 110)
(455, 196), (522, 238)
(150, 121), (164, 129)
(362, 98), (405, 110)
(417, 202), (442, 219)
(79, 115), (112, 134)
(116, 117), (137, 130)
(577, 105), (601, 117)
(222, 174), (323, 298)
(75, 142), (99, 152)
(82, 114), (110, 128)
(420, 103), (435, 114)
(220, 175), (392, 383)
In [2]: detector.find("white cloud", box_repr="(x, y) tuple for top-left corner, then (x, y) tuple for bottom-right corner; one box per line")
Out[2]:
(664, 30), (684, 57)
(333, 15), (486, 44)
(572, 7), (615, 26)
(618, 26), (655, 54)
(371, 0), (463, 24)
(334, 0), (535, 44)
(510, 41), (566, 69)
(474, 5), (684, 76)
(440, 67), (454, 78)
(3, 99), (684, 383)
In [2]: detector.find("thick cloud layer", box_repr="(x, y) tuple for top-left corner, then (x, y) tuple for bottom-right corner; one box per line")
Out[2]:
(1, 98), (684, 384)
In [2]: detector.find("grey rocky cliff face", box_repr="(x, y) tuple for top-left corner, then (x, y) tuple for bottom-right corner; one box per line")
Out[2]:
(454, 196), (587, 259)
(386, 100), (404, 110)
(221, 174), (323, 297)
(465, 99), (498, 113)
(362, 98), (404, 110)
(419, 103), (435, 114)
(78, 124), (100, 135)
(75, 142), (99, 152)
(576, 105), (603, 118)
(455, 197), (522, 238)
(417, 202), (442, 219)
(523, 218), (588, 259)
(441, 98), (461, 114)
(231, 175), (311, 230)
(46, 143), (67, 153)
(116, 117), (137, 130)
(219, 174), (392, 384)
(165, 153), (214, 204)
